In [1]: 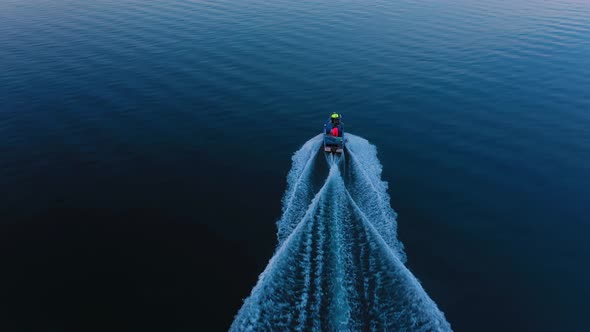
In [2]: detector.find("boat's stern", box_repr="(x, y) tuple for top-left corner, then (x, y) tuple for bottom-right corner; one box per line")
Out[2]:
(324, 135), (344, 153)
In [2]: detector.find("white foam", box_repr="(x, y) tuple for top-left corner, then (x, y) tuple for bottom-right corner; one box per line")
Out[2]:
(230, 134), (452, 331)
(277, 134), (323, 245)
(345, 133), (406, 261)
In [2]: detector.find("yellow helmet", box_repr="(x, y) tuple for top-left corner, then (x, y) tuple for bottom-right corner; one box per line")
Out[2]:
(331, 113), (340, 119)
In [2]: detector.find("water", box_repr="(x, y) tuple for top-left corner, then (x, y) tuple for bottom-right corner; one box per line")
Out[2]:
(1, 0), (589, 331)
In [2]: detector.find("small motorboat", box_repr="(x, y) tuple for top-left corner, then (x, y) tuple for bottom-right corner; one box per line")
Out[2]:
(323, 113), (344, 153)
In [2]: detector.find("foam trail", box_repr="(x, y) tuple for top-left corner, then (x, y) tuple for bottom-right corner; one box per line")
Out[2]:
(345, 133), (406, 261)
(277, 134), (323, 245)
(230, 134), (452, 331)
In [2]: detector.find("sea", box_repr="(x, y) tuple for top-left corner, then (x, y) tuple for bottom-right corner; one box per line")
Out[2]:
(1, 0), (589, 331)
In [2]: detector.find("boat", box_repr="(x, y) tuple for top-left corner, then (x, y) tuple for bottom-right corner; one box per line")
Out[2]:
(323, 113), (344, 153)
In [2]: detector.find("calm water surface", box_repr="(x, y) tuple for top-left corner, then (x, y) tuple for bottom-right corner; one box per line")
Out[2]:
(1, 0), (589, 331)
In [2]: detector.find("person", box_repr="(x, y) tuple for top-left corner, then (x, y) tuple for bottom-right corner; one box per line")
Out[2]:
(326, 113), (343, 136)
(330, 112), (341, 125)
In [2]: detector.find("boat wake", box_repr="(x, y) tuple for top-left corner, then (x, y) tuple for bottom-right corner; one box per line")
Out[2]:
(230, 134), (452, 331)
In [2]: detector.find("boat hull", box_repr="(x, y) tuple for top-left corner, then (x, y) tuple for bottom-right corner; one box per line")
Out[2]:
(324, 135), (344, 153)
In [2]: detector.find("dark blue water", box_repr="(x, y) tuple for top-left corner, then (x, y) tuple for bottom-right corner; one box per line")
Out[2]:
(2, 0), (589, 331)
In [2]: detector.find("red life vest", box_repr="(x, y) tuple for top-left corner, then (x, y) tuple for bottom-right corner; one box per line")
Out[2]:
(331, 127), (339, 137)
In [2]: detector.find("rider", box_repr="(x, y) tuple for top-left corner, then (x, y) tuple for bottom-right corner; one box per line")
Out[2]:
(326, 113), (343, 136)
(330, 112), (341, 125)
